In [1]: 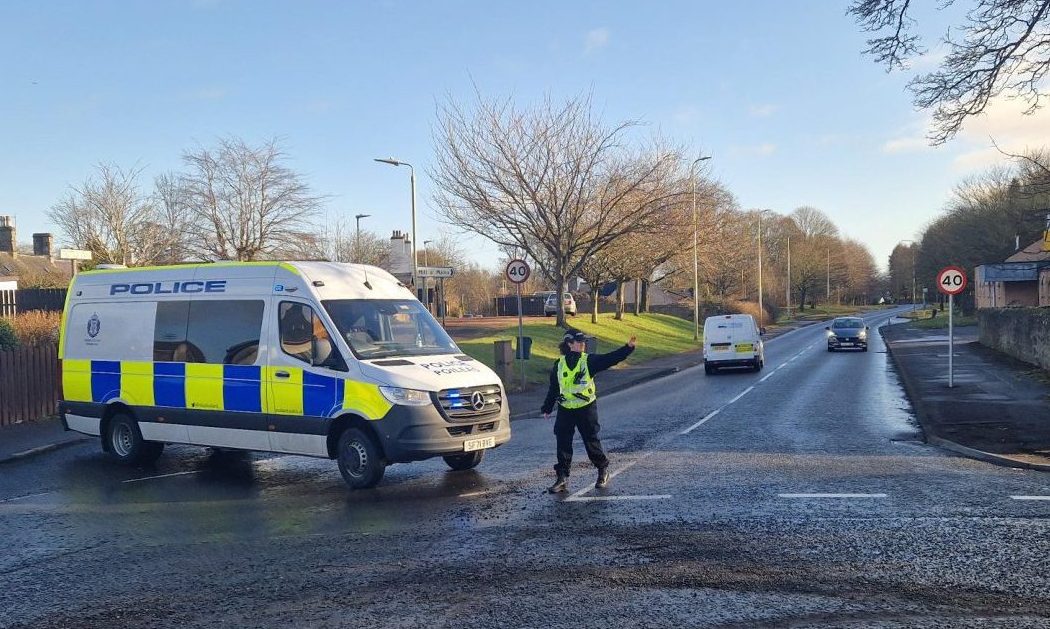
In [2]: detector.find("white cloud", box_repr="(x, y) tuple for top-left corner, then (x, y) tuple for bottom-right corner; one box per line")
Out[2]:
(748, 103), (778, 117)
(585, 28), (610, 54)
(882, 135), (931, 154)
(950, 97), (1050, 172)
(902, 47), (947, 72)
(730, 143), (777, 157)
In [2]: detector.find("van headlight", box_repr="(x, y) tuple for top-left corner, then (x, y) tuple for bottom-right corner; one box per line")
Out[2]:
(379, 386), (432, 406)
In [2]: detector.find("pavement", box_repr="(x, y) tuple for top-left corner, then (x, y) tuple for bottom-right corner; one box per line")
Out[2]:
(0, 417), (87, 465)
(882, 321), (1050, 470)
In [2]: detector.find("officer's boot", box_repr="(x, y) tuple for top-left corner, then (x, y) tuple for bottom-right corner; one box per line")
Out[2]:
(595, 467), (610, 489)
(548, 472), (568, 494)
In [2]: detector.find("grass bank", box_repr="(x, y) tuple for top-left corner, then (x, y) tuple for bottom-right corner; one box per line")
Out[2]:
(909, 313), (977, 329)
(453, 313), (698, 389)
(776, 304), (890, 324)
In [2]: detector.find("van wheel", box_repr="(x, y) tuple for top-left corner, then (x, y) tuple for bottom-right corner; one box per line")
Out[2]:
(444, 450), (485, 471)
(106, 413), (163, 466)
(753, 359), (763, 372)
(704, 363), (715, 375)
(337, 428), (386, 489)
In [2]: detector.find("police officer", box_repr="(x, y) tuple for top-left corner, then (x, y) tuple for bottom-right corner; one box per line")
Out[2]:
(542, 331), (636, 493)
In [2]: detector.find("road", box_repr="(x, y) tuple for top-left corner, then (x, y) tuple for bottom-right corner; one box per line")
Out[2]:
(3, 306), (1050, 628)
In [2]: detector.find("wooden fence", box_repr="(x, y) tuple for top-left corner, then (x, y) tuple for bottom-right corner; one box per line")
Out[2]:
(0, 343), (61, 426)
(0, 288), (68, 318)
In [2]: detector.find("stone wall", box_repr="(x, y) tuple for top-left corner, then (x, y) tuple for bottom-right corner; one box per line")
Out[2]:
(978, 308), (1050, 371)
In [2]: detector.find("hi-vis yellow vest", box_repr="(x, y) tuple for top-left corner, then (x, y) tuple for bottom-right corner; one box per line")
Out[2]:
(558, 353), (596, 409)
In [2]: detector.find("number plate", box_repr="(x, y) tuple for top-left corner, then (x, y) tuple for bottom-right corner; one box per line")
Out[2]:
(464, 436), (495, 452)
(735, 343), (754, 353)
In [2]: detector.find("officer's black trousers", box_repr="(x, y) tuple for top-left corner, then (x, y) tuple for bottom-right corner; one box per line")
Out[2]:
(553, 403), (608, 476)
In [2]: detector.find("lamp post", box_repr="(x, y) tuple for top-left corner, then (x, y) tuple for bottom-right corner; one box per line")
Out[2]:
(899, 239), (917, 308)
(786, 235), (791, 318)
(756, 209), (773, 325)
(691, 155), (711, 341)
(374, 157), (417, 288)
(354, 213), (370, 261)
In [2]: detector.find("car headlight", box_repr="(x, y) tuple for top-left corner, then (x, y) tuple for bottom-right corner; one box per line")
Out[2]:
(827, 330), (835, 338)
(379, 386), (432, 406)
(859, 330), (867, 339)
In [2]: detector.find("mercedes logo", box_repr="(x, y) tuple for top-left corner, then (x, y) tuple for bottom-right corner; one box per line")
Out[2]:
(470, 391), (486, 411)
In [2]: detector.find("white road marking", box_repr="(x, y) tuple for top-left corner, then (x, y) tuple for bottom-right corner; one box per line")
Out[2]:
(680, 408), (721, 435)
(566, 494), (671, 503)
(759, 371), (775, 383)
(727, 386), (754, 404)
(778, 493), (887, 499)
(122, 470), (199, 484)
(1010, 495), (1050, 501)
(458, 489), (499, 498)
(0, 491), (53, 503)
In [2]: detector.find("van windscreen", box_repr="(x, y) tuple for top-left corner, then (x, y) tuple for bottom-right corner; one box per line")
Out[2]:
(323, 299), (460, 359)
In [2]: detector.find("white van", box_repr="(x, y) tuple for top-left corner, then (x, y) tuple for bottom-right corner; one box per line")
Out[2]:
(703, 314), (765, 374)
(58, 261), (511, 489)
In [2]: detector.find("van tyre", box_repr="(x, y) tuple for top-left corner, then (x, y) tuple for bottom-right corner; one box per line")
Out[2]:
(105, 413), (163, 466)
(704, 363), (715, 375)
(337, 428), (386, 489)
(443, 450), (485, 471)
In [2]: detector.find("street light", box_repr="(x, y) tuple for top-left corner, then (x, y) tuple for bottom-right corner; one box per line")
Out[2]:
(354, 213), (370, 260)
(755, 209), (774, 326)
(691, 155), (712, 341)
(899, 239), (917, 308)
(374, 157), (417, 287)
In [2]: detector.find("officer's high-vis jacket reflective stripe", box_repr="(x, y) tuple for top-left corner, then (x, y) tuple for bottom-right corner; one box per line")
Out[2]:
(557, 353), (596, 409)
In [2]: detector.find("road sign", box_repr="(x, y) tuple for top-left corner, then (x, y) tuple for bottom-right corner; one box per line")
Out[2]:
(416, 266), (454, 278)
(505, 259), (530, 284)
(937, 266), (967, 296)
(59, 249), (93, 261)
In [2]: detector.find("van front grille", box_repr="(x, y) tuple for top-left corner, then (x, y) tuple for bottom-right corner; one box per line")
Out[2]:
(433, 385), (502, 422)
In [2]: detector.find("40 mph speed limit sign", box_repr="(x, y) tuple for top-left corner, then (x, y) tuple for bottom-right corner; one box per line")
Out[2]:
(505, 259), (530, 284)
(937, 266), (967, 296)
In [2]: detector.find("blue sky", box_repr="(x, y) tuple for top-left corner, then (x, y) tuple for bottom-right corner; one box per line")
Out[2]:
(2, 0), (1047, 271)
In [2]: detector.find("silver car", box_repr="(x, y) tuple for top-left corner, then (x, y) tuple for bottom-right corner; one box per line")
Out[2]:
(544, 292), (577, 317)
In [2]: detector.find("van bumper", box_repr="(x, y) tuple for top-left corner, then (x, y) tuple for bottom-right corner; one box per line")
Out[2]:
(375, 403), (512, 463)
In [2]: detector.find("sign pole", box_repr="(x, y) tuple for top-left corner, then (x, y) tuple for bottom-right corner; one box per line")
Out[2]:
(516, 282), (525, 390)
(948, 293), (954, 388)
(440, 277), (447, 328)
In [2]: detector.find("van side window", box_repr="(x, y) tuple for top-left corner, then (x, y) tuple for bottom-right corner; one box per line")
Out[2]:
(187, 300), (264, 365)
(279, 302), (343, 369)
(153, 300), (263, 365)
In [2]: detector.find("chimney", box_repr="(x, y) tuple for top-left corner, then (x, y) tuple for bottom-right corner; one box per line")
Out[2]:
(0, 216), (15, 258)
(32, 233), (53, 258)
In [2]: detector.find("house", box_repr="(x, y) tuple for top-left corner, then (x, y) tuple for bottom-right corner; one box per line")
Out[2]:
(0, 216), (72, 290)
(975, 236), (1050, 308)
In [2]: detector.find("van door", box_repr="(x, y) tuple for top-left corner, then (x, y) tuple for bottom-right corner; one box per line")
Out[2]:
(266, 299), (349, 456)
(179, 298), (271, 450)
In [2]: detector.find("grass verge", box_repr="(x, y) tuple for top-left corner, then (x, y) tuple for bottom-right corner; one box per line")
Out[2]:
(453, 313), (699, 389)
(909, 314), (977, 329)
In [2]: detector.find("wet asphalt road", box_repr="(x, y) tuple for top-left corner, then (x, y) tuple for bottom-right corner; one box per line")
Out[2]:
(3, 306), (1050, 628)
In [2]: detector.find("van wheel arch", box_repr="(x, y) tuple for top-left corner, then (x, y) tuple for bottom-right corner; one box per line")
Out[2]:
(100, 403), (135, 452)
(327, 414), (386, 461)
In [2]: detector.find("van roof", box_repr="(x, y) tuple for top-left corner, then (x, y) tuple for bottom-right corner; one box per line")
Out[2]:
(75, 261), (411, 301)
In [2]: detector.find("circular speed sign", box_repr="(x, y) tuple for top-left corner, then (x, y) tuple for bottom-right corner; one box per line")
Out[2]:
(937, 266), (968, 296)
(505, 259), (531, 284)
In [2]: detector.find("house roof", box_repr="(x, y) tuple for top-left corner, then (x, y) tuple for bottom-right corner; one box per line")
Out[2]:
(0, 253), (72, 285)
(1005, 237), (1050, 263)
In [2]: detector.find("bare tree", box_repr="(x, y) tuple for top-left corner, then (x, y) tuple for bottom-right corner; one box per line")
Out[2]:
(431, 92), (684, 327)
(850, 0), (1050, 144)
(311, 217), (391, 266)
(153, 172), (193, 264)
(48, 164), (173, 266)
(180, 137), (323, 261)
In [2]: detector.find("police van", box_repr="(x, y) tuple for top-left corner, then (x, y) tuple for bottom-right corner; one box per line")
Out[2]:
(58, 261), (511, 489)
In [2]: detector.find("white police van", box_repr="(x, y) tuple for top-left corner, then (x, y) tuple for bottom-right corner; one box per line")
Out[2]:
(58, 261), (511, 489)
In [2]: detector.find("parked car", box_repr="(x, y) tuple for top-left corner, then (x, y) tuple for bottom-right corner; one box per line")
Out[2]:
(703, 314), (765, 374)
(544, 292), (577, 317)
(826, 317), (869, 352)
